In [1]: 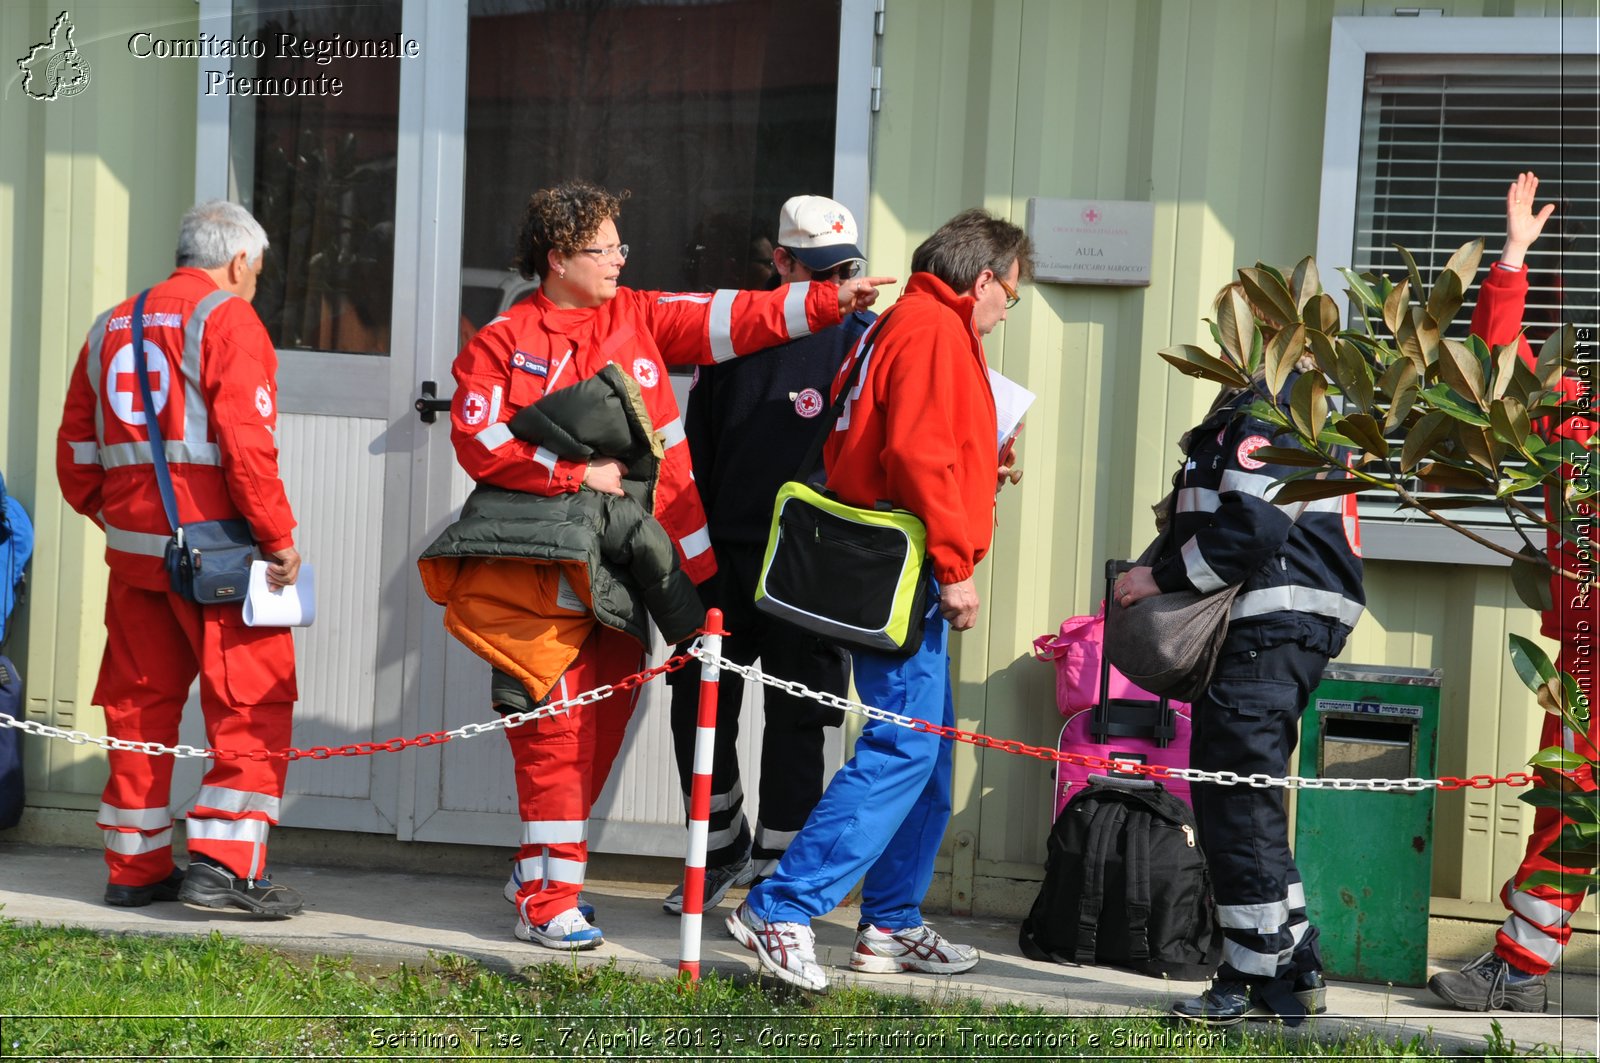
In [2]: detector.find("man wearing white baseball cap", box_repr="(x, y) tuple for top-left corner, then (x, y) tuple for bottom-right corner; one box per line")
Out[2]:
(774, 195), (867, 279)
(664, 195), (889, 916)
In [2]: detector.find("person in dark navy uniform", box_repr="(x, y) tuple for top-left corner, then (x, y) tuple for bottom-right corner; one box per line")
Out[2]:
(663, 196), (876, 915)
(1117, 340), (1366, 1026)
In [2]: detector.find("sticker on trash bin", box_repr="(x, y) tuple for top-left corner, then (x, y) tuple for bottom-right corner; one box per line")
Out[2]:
(1317, 699), (1423, 719)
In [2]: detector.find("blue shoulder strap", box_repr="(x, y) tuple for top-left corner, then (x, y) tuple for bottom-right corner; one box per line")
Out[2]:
(130, 290), (184, 538)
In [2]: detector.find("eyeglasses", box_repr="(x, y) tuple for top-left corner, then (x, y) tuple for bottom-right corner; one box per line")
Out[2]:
(780, 248), (862, 282)
(996, 275), (1021, 310)
(578, 244), (630, 262)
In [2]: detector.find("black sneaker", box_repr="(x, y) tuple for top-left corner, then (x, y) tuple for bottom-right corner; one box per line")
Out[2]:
(1171, 980), (1252, 1026)
(1246, 970), (1329, 1024)
(1428, 952), (1548, 1013)
(178, 859), (304, 918)
(662, 850), (755, 915)
(105, 868), (185, 908)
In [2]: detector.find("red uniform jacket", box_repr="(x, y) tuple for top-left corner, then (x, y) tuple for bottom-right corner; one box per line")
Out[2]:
(449, 283), (842, 584)
(1470, 263), (1596, 640)
(823, 272), (998, 585)
(57, 268), (297, 591)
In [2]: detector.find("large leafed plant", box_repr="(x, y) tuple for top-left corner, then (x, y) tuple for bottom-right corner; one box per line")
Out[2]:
(1161, 245), (1595, 889)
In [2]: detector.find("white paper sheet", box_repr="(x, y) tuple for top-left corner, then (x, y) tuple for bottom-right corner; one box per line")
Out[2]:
(242, 560), (316, 628)
(988, 367), (1036, 455)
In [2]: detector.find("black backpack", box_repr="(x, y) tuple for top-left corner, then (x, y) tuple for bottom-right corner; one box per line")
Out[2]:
(1019, 775), (1222, 981)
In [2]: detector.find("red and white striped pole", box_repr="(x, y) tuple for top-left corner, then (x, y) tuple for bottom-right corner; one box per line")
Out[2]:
(677, 608), (724, 982)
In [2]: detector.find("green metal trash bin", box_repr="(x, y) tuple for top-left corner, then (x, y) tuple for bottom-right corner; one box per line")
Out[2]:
(1295, 665), (1441, 987)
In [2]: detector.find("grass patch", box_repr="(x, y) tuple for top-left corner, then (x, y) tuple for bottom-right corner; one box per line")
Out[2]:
(0, 920), (1519, 1059)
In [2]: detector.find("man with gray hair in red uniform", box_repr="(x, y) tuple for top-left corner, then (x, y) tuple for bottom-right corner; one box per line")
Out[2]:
(57, 200), (305, 918)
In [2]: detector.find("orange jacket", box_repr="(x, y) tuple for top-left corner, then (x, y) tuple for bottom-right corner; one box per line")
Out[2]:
(449, 283), (841, 584)
(823, 273), (998, 584)
(1470, 263), (1596, 639)
(57, 268), (297, 591)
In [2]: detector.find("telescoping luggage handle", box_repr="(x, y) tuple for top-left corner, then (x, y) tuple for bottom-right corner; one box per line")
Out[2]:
(1097, 559), (1178, 749)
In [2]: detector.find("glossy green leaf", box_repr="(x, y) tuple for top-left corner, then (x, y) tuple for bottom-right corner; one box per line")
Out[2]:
(1509, 632), (1559, 693)
(1240, 267), (1299, 329)
(1334, 413), (1389, 459)
(1270, 476), (1368, 503)
(1290, 371), (1329, 442)
(1511, 545), (1555, 614)
(1290, 255), (1321, 311)
(1489, 341), (1521, 403)
(1419, 384), (1491, 426)
(1159, 345), (1252, 389)
(1263, 324), (1307, 397)
(1518, 788), (1600, 824)
(1216, 284), (1256, 366)
(1339, 268), (1382, 311)
(1400, 410), (1454, 472)
(1438, 338), (1486, 409)
(1441, 238), (1485, 299)
(1337, 340), (1376, 413)
(1302, 293), (1340, 333)
(1521, 868), (1600, 892)
(1382, 278), (1412, 335)
(1536, 324), (1577, 386)
(1393, 244), (1426, 304)
(1454, 422), (1500, 473)
(1307, 329), (1339, 385)
(1413, 461), (1492, 491)
(1425, 267), (1464, 330)
(1383, 361), (1422, 432)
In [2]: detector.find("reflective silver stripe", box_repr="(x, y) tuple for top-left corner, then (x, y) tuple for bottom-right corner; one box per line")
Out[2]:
(705, 822), (743, 850)
(1217, 898), (1289, 932)
(783, 282), (812, 340)
(1220, 469), (1280, 500)
(708, 289), (738, 363)
(679, 524), (712, 560)
(1291, 496), (1345, 515)
(86, 307), (114, 451)
(489, 384), (503, 425)
(753, 856), (781, 879)
(513, 857), (542, 885)
(1176, 487), (1220, 514)
(707, 781), (744, 814)
(1220, 937), (1289, 977)
(1181, 538), (1229, 594)
(1344, 515), (1361, 556)
(69, 441), (100, 465)
(521, 819), (586, 845)
(103, 521), (172, 558)
(96, 803), (171, 830)
(543, 856), (586, 887)
(99, 440), (222, 469)
(1504, 914), (1565, 963)
(195, 785), (281, 820)
(1231, 585), (1365, 626)
(532, 445), (559, 472)
(754, 823), (800, 850)
(658, 293), (712, 304)
(474, 423), (514, 451)
(185, 816), (271, 845)
(1508, 885), (1575, 929)
(658, 417), (687, 449)
(1287, 879), (1306, 912)
(103, 827), (172, 855)
(182, 291), (234, 445)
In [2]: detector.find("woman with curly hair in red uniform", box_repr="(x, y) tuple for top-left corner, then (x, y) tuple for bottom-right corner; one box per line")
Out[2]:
(436, 180), (888, 950)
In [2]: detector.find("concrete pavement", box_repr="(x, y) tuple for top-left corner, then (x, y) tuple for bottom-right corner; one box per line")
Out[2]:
(1, 841), (1596, 1057)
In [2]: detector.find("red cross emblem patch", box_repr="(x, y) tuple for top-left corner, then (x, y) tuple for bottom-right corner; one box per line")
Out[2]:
(462, 391), (489, 426)
(794, 387), (824, 418)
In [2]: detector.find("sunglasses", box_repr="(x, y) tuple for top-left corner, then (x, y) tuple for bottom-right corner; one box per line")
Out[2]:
(780, 247), (862, 282)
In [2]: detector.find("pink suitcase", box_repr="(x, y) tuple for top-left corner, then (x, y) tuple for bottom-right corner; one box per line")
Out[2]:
(1036, 562), (1194, 817)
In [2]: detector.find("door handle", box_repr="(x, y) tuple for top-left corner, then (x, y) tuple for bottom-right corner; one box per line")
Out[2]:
(415, 380), (451, 423)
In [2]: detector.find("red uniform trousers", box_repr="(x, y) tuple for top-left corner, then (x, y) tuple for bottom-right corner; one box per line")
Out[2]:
(94, 579), (297, 886)
(508, 622), (643, 924)
(1495, 644), (1599, 975)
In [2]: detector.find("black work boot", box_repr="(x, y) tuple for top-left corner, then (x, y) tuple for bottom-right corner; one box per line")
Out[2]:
(1428, 952), (1548, 1013)
(178, 858), (303, 918)
(1171, 980), (1253, 1026)
(104, 867), (185, 908)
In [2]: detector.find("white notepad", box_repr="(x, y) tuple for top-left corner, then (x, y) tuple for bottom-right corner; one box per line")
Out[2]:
(242, 560), (317, 628)
(988, 367), (1036, 455)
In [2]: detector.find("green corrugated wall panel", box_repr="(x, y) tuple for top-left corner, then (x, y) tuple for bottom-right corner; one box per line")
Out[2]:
(1, 0), (198, 801)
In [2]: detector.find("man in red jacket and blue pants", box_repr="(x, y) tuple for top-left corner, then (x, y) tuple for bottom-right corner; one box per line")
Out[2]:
(1429, 172), (1599, 1013)
(726, 209), (1033, 990)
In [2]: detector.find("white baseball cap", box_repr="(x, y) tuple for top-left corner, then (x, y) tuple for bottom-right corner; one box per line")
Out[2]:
(777, 195), (865, 272)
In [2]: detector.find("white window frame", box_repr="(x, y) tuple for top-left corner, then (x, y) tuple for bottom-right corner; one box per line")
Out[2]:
(1316, 15), (1599, 567)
